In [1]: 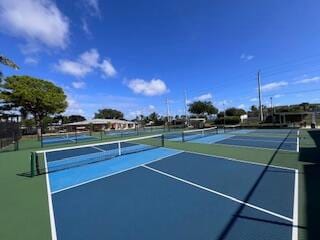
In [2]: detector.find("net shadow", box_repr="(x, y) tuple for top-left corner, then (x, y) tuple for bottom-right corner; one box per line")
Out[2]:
(216, 129), (299, 239)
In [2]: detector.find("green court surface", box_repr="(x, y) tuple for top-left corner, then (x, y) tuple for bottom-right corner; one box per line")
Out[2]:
(0, 129), (319, 240)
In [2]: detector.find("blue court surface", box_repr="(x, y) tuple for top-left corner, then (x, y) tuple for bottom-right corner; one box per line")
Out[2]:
(45, 146), (298, 240)
(175, 133), (299, 152)
(213, 135), (298, 152)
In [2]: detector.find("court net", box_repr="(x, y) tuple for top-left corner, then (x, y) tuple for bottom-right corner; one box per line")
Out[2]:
(30, 134), (164, 176)
(42, 130), (92, 139)
(224, 125), (242, 133)
(182, 127), (218, 142)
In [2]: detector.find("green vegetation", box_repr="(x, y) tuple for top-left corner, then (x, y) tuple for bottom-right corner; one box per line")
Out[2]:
(0, 76), (67, 137)
(188, 100), (218, 117)
(94, 108), (124, 119)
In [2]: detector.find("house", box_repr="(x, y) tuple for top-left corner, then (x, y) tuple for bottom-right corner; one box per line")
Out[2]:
(64, 119), (136, 132)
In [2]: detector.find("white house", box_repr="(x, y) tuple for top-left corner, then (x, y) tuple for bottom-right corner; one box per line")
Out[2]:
(64, 119), (136, 131)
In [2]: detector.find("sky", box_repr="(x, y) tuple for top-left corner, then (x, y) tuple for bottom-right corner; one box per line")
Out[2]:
(1, 0), (320, 119)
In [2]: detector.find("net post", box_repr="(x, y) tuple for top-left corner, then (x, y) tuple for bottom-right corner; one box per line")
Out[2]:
(35, 153), (40, 175)
(30, 152), (35, 177)
(118, 142), (122, 156)
(100, 130), (103, 140)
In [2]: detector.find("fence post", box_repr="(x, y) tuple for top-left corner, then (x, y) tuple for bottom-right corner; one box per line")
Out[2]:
(161, 134), (165, 147)
(30, 152), (35, 177)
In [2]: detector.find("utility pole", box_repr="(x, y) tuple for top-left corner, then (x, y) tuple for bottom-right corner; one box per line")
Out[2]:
(257, 71), (263, 122)
(270, 96), (273, 123)
(184, 90), (188, 126)
(223, 102), (226, 127)
(165, 97), (170, 125)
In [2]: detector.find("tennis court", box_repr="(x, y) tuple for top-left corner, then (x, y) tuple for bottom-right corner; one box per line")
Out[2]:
(42, 132), (96, 145)
(168, 127), (300, 152)
(212, 134), (298, 152)
(32, 134), (299, 240)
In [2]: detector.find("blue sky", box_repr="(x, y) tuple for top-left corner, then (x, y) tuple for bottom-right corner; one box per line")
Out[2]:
(1, 0), (320, 119)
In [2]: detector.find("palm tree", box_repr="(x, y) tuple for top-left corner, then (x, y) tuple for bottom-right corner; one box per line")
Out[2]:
(0, 55), (19, 116)
(0, 54), (19, 81)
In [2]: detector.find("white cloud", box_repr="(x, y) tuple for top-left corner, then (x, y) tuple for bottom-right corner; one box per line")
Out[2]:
(250, 98), (258, 102)
(273, 94), (283, 98)
(66, 95), (84, 116)
(128, 110), (142, 119)
(83, 0), (101, 18)
(56, 59), (91, 77)
(127, 78), (168, 96)
(82, 18), (91, 36)
(0, 0), (69, 51)
(294, 76), (320, 84)
(260, 81), (288, 92)
(238, 104), (245, 109)
(72, 81), (86, 89)
(100, 59), (117, 77)
(240, 53), (254, 62)
(55, 48), (116, 78)
(24, 57), (38, 65)
(80, 49), (99, 67)
(148, 105), (155, 111)
(194, 93), (212, 101)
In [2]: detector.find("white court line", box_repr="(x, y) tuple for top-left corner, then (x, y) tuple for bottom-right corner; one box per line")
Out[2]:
(212, 142), (297, 153)
(228, 137), (297, 144)
(44, 153), (57, 240)
(182, 150), (297, 171)
(292, 169), (299, 240)
(91, 146), (105, 152)
(143, 165), (293, 222)
(52, 150), (183, 194)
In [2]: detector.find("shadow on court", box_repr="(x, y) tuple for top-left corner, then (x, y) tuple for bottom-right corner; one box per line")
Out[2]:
(217, 129), (300, 240)
(298, 129), (320, 240)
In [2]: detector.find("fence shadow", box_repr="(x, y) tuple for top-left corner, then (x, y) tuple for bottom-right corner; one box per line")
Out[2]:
(217, 129), (300, 239)
(299, 129), (320, 239)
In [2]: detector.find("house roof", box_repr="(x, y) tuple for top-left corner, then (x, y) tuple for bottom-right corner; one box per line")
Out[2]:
(64, 119), (135, 126)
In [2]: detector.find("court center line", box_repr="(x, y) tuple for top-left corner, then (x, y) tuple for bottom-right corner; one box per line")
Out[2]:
(228, 138), (297, 144)
(91, 146), (106, 152)
(181, 150), (297, 171)
(143, 165), (293, 223)
(212, 142), (296, 153)
(51, 150), (183, 194)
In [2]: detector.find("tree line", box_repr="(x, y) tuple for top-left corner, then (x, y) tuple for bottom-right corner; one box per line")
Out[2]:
(0, 75), (249, 136)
